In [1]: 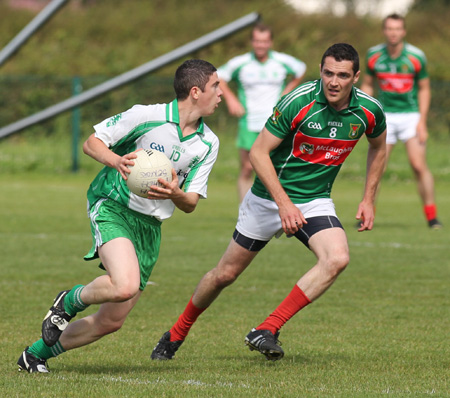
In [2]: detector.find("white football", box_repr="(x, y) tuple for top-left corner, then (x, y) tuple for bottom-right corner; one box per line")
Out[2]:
(126, 149), (173, 198)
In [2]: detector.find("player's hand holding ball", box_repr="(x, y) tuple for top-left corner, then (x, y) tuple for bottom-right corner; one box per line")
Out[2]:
(125, 149), (173, 198)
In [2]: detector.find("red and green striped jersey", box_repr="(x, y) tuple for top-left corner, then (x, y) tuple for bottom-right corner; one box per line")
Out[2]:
(251, 79), (386, 204)
(365, 42), (428, 113)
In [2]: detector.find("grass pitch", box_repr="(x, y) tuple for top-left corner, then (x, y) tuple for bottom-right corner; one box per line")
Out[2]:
(1, 123), (449, 398)
(0, 170), (448, 398)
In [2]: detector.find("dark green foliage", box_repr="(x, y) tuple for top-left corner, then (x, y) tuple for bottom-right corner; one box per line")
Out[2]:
(0, 0), (449, 171)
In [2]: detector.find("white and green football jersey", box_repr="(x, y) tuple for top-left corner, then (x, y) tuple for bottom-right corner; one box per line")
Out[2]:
(87, 99), (219, 221)
(218, 50), (306, 132)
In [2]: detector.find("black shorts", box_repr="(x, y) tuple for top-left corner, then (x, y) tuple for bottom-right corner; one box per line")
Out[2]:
(233, 215), (344, 251)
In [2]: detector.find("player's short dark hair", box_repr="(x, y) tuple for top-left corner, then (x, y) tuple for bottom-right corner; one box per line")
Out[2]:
(383, 13), (405, 29)
(251, 22), (273, 40)
(174, 59), (217, 100)
(320, 43), (359, 75)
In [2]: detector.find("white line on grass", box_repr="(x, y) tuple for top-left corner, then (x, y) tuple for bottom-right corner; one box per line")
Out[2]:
(348, 240), (447, 249)
(7, 232), (445, 250)
(54, 375), (440, 395)
(0, 232), (88, 240)
(56, 374), (250, 389)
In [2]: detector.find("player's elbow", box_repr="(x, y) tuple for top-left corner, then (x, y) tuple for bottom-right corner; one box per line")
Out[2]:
(177, 193), (200, 213)
(181, 203), (197, 213)
(82, 134), (97, 156)
(249, 147), (258, 168)
(176, 200), (197, 214)
(82, 139), (91, 155)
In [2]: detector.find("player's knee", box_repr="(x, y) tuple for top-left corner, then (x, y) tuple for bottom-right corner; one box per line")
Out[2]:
(239, 170), (253, 181)
(97, 318), (125, 336)
(410, 162), (421, 174)
(240, 163), (253, 179)
(333, 252), (350, 274)
(111, 282), (140, 302)
(409, 155), (429, 175)
(411, 164), (429, 178)
(210, 267), (239, 288)
(325, 252), (349, 277)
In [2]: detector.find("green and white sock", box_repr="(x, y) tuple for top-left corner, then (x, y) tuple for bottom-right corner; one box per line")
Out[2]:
(63, 284), (89, 316)
(27, 339), (66, 360)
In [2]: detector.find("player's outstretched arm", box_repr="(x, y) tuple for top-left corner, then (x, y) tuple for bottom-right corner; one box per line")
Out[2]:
(219, 79), (245, 118)
(250, 128), (307, 235)
(417, 77), (431, 144)
(356, 130), (387, 231)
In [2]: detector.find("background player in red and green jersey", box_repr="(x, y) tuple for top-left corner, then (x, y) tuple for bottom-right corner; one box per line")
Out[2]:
(361, 13), (442, 229)
(151, 43), (387, 361)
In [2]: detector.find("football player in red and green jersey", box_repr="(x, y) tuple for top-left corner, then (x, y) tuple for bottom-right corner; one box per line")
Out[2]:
(361, 13), (442, 229)
(151, 44), (387, 362)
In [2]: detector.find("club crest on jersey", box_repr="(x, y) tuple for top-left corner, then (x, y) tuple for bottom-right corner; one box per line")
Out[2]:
(271, 107), (282, 124)
(349, 124), (361, 138)
(299, 142), (314, 155)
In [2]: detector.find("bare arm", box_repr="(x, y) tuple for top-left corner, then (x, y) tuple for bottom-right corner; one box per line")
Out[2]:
(219, 79), (245, 117)
(83, 133), (136, 180)
(146, 169), (200, 213)
(249, 128), (307, 235)
(416, 77), (431, 144)
(356, 131), (387, 231)
(360, 74), (375, 96)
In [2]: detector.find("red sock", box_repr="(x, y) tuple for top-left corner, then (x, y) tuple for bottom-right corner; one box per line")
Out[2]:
(256, 285), (311, 335)
(169, 296), (206, 342)
(424, 204), (437, 221)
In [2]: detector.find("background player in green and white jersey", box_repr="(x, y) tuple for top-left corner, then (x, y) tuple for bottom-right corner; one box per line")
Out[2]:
(151, 43), (387, 361)
(361, 13), (442, 229)
(17, 59), (222, 373)
(218, 23), (306, 202)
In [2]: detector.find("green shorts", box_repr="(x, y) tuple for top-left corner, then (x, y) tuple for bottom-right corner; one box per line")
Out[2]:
(237, 120), (260, 151)
(84, 199), (162, 291)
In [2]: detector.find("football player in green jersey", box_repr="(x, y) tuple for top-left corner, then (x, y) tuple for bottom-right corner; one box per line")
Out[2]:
(17, 59), (222, 373)
(361, 14), (442, 229)
(152, 43), (387, 361)
(218, 23), (306, 202)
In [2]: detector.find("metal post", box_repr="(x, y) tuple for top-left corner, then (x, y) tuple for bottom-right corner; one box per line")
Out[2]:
(71, 76), (82, 172)
(0, 0), (69, 67)
(0, 12), (260, 139)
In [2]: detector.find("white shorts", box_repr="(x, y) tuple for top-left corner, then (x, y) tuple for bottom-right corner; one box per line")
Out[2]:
(385, 112), (420, 145)
(236, 191), (338, 241)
